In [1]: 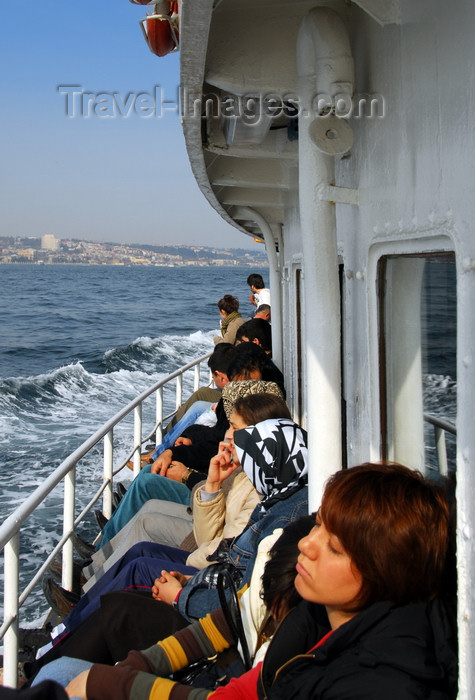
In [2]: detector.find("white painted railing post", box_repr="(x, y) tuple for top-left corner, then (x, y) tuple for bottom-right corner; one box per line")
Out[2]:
(103, 429), (114, 518)
(3, 533), (20, 688)
(194, 362), (201, 392)
(62, 466), (75, 591)
(155, 387), (164, 446)
(435, 426), (448, 475)
(176, 374), (183, 411)
(133, 403), (142, 478)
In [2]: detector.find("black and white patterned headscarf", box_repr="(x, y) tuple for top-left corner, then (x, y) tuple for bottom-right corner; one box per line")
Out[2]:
(233, 418), (308, 511)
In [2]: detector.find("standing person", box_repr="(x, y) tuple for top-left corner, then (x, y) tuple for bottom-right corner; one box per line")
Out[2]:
(247, 273), (271, 309)
(213, 295), (244, 345)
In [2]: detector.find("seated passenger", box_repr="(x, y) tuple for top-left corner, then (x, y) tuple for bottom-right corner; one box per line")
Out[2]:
(39, 463), (456, 700)
(235, 318), (272, 355)
(254, 303), (271, 322)
(213, 295), (244, 345)
(227, 343), (284, 397)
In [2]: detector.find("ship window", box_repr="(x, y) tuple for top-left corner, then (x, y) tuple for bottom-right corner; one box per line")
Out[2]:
(379, 254), (456, 475)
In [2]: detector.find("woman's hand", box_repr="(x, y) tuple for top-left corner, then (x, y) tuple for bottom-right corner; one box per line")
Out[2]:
(152, 570), (190, 605)
(204, 441), (239, 492)
(164, 461), (188, 483)
(66, 670), (89, 699)
(150, 449), (173, 475)
(174, 436), (192, 446)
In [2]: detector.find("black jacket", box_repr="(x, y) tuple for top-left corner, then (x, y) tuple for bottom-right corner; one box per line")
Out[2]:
(258, 598), (457, 700)
(170, 399), (228, 472)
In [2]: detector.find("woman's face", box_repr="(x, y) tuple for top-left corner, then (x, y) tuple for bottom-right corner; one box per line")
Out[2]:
(222, 409), (248, 467)
(295, 512), (363, 629)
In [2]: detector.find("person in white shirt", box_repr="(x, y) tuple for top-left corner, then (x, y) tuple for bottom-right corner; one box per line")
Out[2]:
(247, 273), (271, 309)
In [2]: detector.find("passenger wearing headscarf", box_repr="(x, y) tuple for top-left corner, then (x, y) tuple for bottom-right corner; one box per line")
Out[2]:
(234, 418), (308, 511)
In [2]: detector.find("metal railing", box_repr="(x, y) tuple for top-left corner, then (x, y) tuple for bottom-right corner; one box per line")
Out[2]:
(423, 412), (456, 475)
(0, 351), (212, 688)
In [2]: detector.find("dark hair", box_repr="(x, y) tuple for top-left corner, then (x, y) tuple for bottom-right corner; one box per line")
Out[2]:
(235, 318), (272, 353)
(247, 273), (265, 289)
(228, 344), (285, 396)
(232, 393), (290, 426)
(217, 295), (239, 314)
(207, 343), (238, 375)
(320, 463), (450, 609)
(261, 515), (315, 619)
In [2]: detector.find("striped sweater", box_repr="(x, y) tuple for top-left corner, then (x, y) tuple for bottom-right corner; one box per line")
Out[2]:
(86, 607), (237, 700)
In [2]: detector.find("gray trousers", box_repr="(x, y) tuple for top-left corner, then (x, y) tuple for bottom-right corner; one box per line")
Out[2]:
(82, 499), (193, 592)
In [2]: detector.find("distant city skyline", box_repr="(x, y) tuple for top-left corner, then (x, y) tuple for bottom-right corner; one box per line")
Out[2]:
(0, 3), (256, 250)
(0, 234), (268, 266)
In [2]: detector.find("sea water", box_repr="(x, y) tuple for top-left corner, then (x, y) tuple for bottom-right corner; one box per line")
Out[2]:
(0, 263), (260, 624)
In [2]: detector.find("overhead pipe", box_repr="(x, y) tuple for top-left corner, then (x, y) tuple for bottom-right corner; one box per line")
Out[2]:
(297, 7), (354, 510)
(234, 207), (282, 370)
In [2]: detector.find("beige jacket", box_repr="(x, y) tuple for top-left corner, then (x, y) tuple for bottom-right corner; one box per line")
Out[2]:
(213, 315), (245, 345)
(186, 471), (262, 569)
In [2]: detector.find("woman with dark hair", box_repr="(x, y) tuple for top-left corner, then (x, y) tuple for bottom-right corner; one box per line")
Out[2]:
(51, 463), (455, 700)
(214, 295), (244, 345)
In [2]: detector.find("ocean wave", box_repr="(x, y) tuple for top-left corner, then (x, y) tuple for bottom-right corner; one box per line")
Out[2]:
(0, 330), (215, 496)
(1, 330), (214, 401)
(423, 373), (456, 419)
(102, 330), (215, 373)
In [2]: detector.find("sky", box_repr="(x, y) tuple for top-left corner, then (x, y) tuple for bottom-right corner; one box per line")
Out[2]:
(0, 2), (255, 250)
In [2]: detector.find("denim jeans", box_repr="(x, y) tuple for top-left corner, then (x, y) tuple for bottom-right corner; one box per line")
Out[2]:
(151, 400), (214, 459)
(177, 486), (309, 620)
(32, 656), (93, 697)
